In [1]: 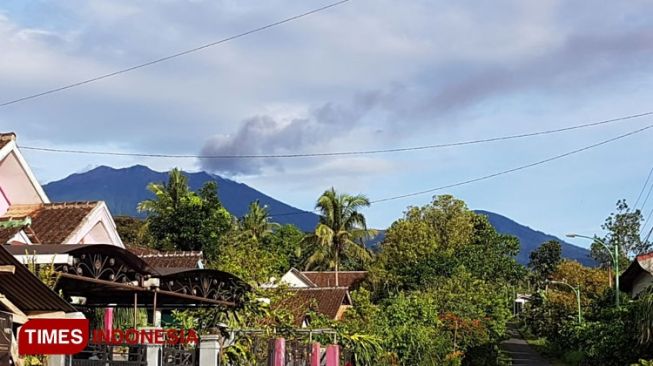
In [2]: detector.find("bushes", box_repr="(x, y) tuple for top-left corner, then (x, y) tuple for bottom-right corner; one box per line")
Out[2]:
(524, 299), (653, 366)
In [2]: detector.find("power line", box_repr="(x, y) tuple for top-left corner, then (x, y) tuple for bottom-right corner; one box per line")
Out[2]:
(370, 124), (653, 203)
(638, 180), (653, 212)
(641, 207), (653, 240)
(0, 0), (351, 108)
(18, 111), (653, 159)
(268, 123), (653, 217)
(634, 166), (653, 208)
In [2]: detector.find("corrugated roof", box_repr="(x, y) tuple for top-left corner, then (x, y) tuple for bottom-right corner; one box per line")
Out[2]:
(1, 202), (99, 244)
(0, 245), (76, 313)
(301, 271), (368, 289)
(275, 287), (350, 326)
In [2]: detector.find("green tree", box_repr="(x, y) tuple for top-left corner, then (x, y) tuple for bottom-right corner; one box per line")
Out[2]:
(528, 240), (562, 282)
(240, 200), (279, 242)
(137, 168), (232, 253)
(592, 199), (650, 268)
(113, 215), (152, 247)
(261, 224), (305, 274)
(375, 195), (523, 294)
(302, 187), (376, 286)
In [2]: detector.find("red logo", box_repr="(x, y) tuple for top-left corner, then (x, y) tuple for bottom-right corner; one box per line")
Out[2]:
(19, 319), (89, 355)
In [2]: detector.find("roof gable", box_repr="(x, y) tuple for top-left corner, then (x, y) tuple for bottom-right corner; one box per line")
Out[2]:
(0, 133), (49, 205)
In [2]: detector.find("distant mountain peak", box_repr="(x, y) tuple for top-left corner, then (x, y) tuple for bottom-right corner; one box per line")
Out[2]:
(43, 165), (593, 266)
(43, 165), (319, 231)
(475, 210), (594, 266)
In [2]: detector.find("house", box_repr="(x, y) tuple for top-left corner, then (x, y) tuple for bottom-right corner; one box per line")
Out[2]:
(274, 287), (352, 327)
(0, 132), (123, 247)
(0, 244), (80, 364)
(278, 268), (368, 290)
(619, 252), (653, 297)
(269, 269), (367, 326)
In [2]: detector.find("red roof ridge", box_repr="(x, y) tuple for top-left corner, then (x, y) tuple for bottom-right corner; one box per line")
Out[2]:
(637, 252), (653, 261)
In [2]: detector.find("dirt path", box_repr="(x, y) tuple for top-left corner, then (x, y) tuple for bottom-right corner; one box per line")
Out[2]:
(500, 325), (551, 366)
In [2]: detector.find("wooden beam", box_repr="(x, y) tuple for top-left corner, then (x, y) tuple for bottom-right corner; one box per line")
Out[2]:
(0, 266), (15, 274)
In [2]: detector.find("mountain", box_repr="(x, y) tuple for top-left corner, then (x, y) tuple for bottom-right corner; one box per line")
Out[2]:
(475, 210), (594, 266)
(43, 165), (593, 265)
(43, 165), (319, 231)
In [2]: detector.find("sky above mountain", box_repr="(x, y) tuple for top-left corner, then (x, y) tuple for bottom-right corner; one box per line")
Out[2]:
(1, 1), (653, 248)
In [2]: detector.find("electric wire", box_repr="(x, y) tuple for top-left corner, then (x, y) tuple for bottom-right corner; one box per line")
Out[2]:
(267, 122), (653, 217)
(18, 111), (653, 159)
(634, 166), (653, 208)
(0, 0), (351, 108)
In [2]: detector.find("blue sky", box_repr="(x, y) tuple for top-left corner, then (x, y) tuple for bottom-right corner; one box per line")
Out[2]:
(1, 0), (652, 248)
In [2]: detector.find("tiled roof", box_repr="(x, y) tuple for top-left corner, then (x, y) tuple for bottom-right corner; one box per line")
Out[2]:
(1, 202), (99, 244)
(301, 271), (368, 289)
(0, 227), (22, 245)
(126, 246), (162, 256)
(0, 132), (15, 150)
(126, 246), (202, 269)
(276, 287), (350, 326)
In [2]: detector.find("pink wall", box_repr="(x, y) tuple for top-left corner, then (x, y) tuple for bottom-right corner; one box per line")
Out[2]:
(0, 186), (9, 216)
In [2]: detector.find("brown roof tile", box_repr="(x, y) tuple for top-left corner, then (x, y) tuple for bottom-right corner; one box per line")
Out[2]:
(126, 246), (202, 269)
(275, 287), (350, 326)
(301, 271), (368, 289)
(2, 202), (99, 244)
(0, 227), (22, 244)
(0, 132), (15, 150)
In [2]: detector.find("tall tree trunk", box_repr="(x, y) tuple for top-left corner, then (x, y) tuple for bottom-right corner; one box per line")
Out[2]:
(335, 248), (339, 287)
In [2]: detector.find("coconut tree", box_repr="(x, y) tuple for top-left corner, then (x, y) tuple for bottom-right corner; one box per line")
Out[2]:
(240, 200), (279, 242)
(303, 187), (376, 286)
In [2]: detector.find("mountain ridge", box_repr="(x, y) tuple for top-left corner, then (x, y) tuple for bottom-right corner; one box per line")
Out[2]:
(42, 165), (593, 266)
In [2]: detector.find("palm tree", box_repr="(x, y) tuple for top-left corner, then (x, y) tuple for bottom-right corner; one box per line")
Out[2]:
(303, 187), (376, 286)
(240, 200), (279, 242)
(137, 168), (189, 214)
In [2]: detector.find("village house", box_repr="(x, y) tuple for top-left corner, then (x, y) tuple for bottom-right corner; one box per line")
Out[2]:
(0, 132), (251, 365)
(0, 133), (123, 248)
(619, 252), (653, 297)
(267, 268), (368, 325)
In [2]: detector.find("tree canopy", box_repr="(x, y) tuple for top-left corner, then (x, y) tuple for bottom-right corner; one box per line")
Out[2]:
(137, 168), (232, 253)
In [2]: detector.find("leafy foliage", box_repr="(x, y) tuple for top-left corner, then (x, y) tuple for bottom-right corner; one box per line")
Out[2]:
(591, 199), (651, 267)
(528, 240), (562, 283)
(302, 188), (376, 283)
(240, 200), (280, 242)
(113, 215), (152, 247)
(374, 195), (524, 294)
(138, 168), (232, 253)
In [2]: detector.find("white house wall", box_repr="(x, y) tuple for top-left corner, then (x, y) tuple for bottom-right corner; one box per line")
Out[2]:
(63, 202), (124, 247)
(0, 151), (46, 206)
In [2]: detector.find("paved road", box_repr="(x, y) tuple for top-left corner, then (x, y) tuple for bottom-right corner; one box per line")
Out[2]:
(500, 325), (551, 366)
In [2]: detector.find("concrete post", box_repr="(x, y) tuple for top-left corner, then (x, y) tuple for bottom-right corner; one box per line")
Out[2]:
(146, 344), (162, 366)
(153, 310), (162, 328)
(270, 338), (285, 366)
(199, 334), (221, 366)
(310, 342), (321, 366)
(326, 345), (340, 366)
